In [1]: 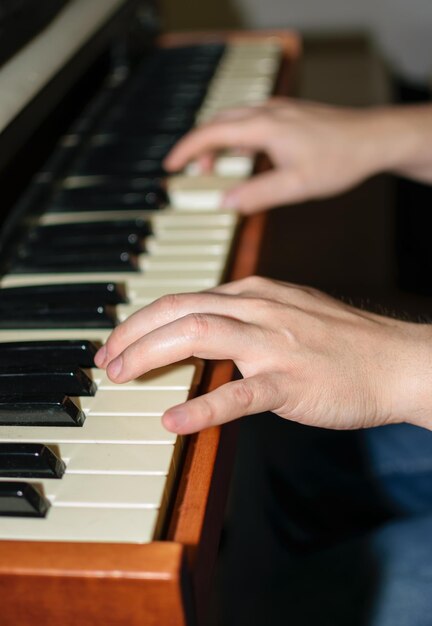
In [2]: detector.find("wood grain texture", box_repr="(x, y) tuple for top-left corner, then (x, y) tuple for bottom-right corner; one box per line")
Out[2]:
(0, 542), (190, 626)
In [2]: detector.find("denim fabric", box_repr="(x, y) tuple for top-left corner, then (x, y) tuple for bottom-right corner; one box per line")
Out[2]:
(211, 416), (432, 626)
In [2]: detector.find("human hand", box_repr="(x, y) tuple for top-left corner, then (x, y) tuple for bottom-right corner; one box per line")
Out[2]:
(164, 99), (394, 213)
(95, 276), (432, 434)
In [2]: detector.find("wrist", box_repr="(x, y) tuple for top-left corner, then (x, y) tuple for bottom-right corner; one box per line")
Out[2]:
(359, 105), (432, 182)
(384, 322), (432, 430)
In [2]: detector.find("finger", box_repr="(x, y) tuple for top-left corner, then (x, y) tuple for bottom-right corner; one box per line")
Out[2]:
(105, 313), (260, 383)
(207, 105), (261, 123)
(199, 153), (215, 173)
(162, 374), (284, 434)
(183, 155), (216, 175)
(164, 117), (267, 171)
(177, 107), (262, 174)
(95, 292), (260, 368)
(221, 168), (307, 214)
(192, 146), (255, 175)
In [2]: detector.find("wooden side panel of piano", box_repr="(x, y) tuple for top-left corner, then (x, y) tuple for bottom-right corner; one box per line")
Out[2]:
(0, 30), (300, 626)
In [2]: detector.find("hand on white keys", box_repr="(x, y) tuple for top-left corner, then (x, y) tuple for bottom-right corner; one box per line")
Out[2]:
(165, 98), (432, 214)
(94, 276), (432, 434)
(164, 98), (390, 214)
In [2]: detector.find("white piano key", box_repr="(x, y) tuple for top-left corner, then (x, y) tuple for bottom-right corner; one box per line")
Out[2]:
(152, 210), (236, 228)
(63, 474), (165, 507)
(185, 155), (253, 178)
(57, 443), (176, 475)
(0, 328), (111, 343)
(138, 265), (225, 286)
(93, 361), (201, 390)
(146, 238), (230, 256)
(1, 271), (222, 291)
(140, 256), (224, 271)
(207, 76), (273, 92)
(0, 37), (282, 546)
(0, 416), (176, 444)
(224, 40), (281, 55)
(206, 92), (269, 107)
(215, 154), (254, 177)
(39, 206), (232, 227)
(142, 266), (224, 283)
(149, 228), (233, 242)
(5, 474), (168, 508)
(167, 175), (244, 211)
(79, 389), (190, 416)
(0, 507), (160, 543)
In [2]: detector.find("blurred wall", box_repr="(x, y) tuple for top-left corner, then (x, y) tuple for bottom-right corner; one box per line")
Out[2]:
(161, 0), (243, 30)
(161, 0), (432, 82)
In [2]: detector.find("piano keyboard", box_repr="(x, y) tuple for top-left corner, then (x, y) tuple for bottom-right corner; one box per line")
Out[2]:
(0, 38), (281, 543)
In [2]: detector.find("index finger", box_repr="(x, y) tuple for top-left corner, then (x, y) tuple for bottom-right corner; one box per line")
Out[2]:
(164, 116), (267, 171)
(95, 291), (259, 369)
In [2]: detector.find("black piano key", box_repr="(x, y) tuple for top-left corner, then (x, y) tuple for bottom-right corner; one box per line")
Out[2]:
(0, 444), (66, 479)
(24, 231), (147, 254)
(103, 116), (194, 135)
(0, 395), (85, 426)
(20, 233), (146, 255)
(126, 89), (205, 109)
(50, 178), (168, 212)
(0, 340), (100, 368)
(0, 482), (50, 517)
(11, 250), (139, 273)
(129, 78), (207, 96)
(0, 367), (96, 396)
(0, 304), (117, 329)
(29, 218), (152, 241)
(90, 132), (182, 151)
(72, 156), (168, 178)
(83, 140), (175, 162)
(0, 283), (128, 307)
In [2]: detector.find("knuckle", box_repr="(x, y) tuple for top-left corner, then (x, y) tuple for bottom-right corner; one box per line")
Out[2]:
(197, 396), (217, 426)
(239, 275), (270, 292)
(156, 293), (182, 315)
(240, 275), (267, 287)
(184, 312), (210, 340)
(252, 275), (270, 289)
(233, 381), (255, 412)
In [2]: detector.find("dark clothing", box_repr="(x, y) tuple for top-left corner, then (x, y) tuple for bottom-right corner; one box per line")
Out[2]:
(214, 417), (432, 626)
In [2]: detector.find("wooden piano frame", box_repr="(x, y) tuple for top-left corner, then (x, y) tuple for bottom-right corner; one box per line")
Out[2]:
(0, 30), (300, 626)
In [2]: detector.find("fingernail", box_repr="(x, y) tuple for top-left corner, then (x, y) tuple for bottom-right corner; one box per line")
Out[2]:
(163, 406), (188, 432)
(94, 345), (106, 367)
(107, 355), (123, 380)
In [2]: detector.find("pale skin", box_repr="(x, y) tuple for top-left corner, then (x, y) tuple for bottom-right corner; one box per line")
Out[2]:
(166, 98), (432, 213)
(95, 99), (432, 434)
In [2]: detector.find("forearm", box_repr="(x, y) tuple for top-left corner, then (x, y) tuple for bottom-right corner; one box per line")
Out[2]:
(361, 104), (432, 184)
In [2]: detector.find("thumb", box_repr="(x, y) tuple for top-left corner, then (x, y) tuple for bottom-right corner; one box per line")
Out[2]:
(222, 168), (308, 214)
(162, 374), (282, 434)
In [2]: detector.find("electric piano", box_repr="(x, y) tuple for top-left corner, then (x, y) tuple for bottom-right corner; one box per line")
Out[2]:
(0, 2), (300, 624)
